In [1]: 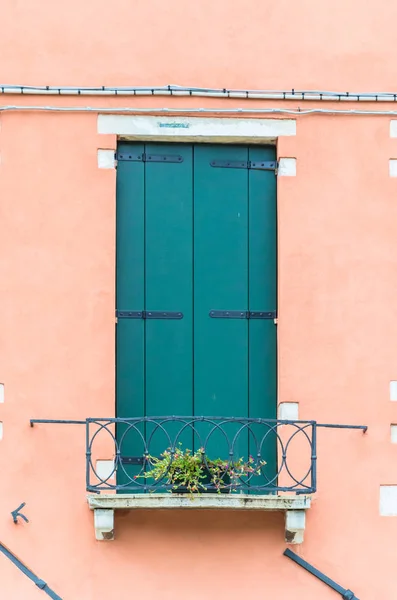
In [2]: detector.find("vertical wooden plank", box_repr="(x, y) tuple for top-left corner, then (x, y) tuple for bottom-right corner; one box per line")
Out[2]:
(145, 143), (193, 457)
(116, 142), (145, 488)
(194, 144), (249, 460)
(248, 146), (278, 490)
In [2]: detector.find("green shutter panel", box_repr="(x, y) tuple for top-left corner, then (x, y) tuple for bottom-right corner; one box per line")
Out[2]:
(115, 142), (278, 491)
(144, 143), (194, 453)
(193, 144), (249, 456)
(248, 145), (277, 488)
(116, 143), (145, 487)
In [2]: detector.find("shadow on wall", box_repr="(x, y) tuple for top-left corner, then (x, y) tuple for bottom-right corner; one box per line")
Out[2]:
(115, 508), (284, 537)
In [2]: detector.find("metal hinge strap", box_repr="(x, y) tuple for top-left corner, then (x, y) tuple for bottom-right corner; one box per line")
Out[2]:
(116, 152), (183, 163)
(209, 310), (276, 319)
(120, 456), (145, 465)
(116, 310), (183, 320)
(210, 160), (278, 172)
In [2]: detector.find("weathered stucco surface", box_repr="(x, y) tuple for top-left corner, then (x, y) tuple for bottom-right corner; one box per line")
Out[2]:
(1, 1), (397, 597)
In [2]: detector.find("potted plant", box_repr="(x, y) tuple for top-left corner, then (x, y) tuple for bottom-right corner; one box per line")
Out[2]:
(137, 445), (265, 495)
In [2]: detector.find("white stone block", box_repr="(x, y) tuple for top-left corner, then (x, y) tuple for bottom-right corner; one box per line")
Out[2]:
(285, 510), (306, 544)
(0, 384), (4, 403)
(389, 160), (397, 177)
(278, 402), (299, 420)
(390, 381), (397, 401)
(96, 460), (115, 481)
(97, 149), (115, 169)
(278, 158), (297, 176)
(390, 121), (397, 137)
(94, 509), (114, 541)
(391, 425), (397, 444)
(380, 486), (397, 516)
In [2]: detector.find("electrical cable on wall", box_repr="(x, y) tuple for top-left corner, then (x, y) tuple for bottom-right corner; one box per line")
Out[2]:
(2, 84), (397, 102)
(1, 105), (397, 117)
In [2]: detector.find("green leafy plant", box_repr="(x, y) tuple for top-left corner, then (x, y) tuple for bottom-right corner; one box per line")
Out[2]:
(137, 444), (266, 495)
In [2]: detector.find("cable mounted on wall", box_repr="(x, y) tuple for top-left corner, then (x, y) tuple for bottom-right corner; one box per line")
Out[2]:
(2, 105), (397, 117)
(1, 84), (397, 103)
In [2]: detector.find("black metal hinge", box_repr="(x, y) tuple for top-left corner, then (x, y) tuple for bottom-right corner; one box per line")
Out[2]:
(116, 310), (183, 320)
(209, 310), (276, 319)
(120, 456), (145, 465)
(284, 550), (359, 600)
(210, 160), (278, 172)
(116, 152), (183, 163)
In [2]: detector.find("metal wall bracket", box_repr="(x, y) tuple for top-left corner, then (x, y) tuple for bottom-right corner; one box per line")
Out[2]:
(0, 543), (62, 599)
(116, 152), (183, 163)
(116, 311), (183, 320)
(209, 310), (276, 319)
(11, 502), (29, 524)
(284, 549), (359, 599)
(210, 160), (278, 172)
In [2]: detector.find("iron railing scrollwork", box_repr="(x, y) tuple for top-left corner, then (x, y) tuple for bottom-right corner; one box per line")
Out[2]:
(86, 416), (317, 494)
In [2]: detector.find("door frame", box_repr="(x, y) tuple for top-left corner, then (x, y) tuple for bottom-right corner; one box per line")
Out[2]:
(98, 113), (297, 420)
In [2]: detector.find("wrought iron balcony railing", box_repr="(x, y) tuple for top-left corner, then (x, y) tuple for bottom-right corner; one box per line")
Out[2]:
(86, 416), (317, 495)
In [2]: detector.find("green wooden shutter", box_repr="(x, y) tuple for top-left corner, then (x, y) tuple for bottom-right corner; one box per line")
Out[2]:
(116, 142), (277, 491)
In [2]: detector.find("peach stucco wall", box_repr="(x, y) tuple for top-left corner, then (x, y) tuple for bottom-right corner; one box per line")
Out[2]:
(1, 1), (397, 598)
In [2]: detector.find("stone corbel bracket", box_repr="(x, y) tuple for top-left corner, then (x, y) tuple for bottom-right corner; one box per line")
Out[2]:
(88, 494), (311, 542)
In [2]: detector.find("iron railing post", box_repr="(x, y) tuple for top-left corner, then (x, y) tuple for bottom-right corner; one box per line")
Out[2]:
(311, 422), (317, 493)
